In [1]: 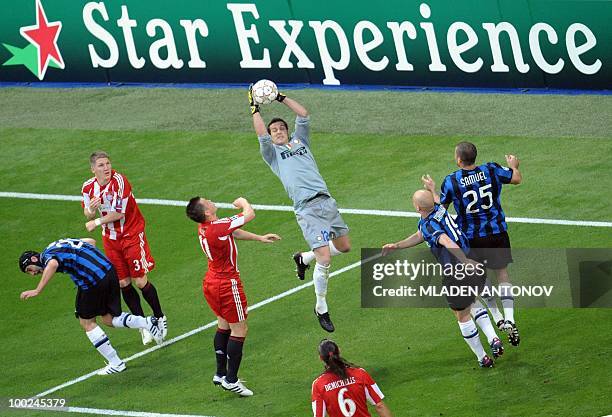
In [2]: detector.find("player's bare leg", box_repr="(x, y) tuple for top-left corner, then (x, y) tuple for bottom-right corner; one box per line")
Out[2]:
(294, 235), (351, 280)
(312, 246), (335, 332)
(134, 275), (167, 339)
(221, 320), (253, 396)
(494, 267), (520, 346)
(79, 317), (126, 375)
(453, 307), (493, 368)
(213, 317), (231, 386)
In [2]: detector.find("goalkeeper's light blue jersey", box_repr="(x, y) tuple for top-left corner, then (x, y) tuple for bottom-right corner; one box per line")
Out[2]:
(258, 116), (331, 209)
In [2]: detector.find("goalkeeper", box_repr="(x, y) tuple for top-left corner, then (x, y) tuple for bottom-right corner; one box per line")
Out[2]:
(249, 84), (350, 333)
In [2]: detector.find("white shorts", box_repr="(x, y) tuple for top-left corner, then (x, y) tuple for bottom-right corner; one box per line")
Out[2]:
(295, 195), (349, 249)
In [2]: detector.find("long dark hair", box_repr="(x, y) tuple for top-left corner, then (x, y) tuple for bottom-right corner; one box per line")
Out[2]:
(319, 339), (357, 379)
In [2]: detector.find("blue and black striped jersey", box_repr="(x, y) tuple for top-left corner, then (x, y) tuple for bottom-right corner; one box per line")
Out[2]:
(440, 162), (513, 239)
(41, 239), (113, 290)
(418, 204), (469, 265)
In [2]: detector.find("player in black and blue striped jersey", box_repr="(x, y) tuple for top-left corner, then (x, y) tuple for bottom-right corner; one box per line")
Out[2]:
(19, 238), (163, 375)
(423, 141), (522, 346)
(382, 190), (504, 368)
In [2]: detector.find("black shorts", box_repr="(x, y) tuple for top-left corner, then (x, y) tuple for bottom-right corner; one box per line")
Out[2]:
(75, 268), (122, 319)
(443, 268), (486, 311)
(469, 231), (513, 270)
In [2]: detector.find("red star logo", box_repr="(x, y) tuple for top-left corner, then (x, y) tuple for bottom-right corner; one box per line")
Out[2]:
(19, 0), (64, 80)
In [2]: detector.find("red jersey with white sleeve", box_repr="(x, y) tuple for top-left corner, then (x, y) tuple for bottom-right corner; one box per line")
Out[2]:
(198, 214), (246, 276)
(81, 170), (145, 241)
(311, 367), (385, 417)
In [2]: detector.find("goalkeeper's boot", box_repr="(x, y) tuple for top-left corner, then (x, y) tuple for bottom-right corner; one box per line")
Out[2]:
(479, 355), (494, 368)
(293, 252), (310, 280)
(315, 309), (335, 333)
(505, 320), (521, 346)
(490, 337), (504, 359)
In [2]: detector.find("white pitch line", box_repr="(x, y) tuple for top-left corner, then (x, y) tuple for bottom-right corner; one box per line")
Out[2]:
(17, 406), (217, 417)
(1, 191), (611, 228)
(34, 257), (373, 399)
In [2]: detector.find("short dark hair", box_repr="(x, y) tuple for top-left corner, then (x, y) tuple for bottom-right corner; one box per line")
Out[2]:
(186, 197), (206, 223)
(90, 151), (110, 166)
(19, 251), (42, 273)
(267, 118), (288, 134)
(455, 141), (477, 165)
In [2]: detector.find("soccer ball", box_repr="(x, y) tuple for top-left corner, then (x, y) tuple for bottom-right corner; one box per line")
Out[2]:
(251, 79), (278, 105)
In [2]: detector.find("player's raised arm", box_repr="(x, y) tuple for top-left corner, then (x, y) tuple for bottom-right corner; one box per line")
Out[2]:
(422, 175), (441, 205)
(505, 154), (522, 184)
(279, 94), (309, 118)
(249, 84), (268, 137)
(232, 197), (256, 224)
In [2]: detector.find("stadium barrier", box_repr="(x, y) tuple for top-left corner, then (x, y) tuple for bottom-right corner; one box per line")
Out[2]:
(1, 0), (610, 89)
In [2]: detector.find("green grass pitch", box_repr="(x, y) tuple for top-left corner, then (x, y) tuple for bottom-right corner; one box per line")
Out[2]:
(0, 87), (611, 417)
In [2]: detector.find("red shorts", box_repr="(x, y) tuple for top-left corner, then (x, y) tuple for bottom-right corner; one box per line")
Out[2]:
(103, 231), (155, 280)
(203, 274), (248, 323)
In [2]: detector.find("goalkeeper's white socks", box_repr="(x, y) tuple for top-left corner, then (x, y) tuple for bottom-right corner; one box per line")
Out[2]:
(313, 262), (330, 314)
(458, 319), (486, 361)
(111, 312), (148, 329)
(302, 241), (344, 266)
(86, 325), (122, 366)
(499, 283), (516, 323)
(471, 300), (498, 343)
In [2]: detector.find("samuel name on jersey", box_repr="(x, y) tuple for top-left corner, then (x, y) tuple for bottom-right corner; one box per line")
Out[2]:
(440, 162), (513, 239)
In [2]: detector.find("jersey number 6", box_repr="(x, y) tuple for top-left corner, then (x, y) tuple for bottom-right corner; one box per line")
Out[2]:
(337, 387), (357, 417)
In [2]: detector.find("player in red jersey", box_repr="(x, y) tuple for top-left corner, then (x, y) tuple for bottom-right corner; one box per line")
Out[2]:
(81, 151), (166, 345)
(186, 196), (280, 397)
(312, 340), (393, 417)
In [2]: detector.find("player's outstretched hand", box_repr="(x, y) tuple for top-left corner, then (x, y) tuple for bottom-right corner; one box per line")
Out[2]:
(505, 154), (519, 169)
(248, 83), (259, 115)
(20, 289), (40, 300)
(259, 233), (281, 243)
(381, 243), (399, 256)
(421, 174), (436, 193)
(232, 197), (249, 208)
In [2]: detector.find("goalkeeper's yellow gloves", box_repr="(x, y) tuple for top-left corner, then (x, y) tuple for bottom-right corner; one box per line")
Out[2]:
(276, 92), (286, 102)
(248, 84), (260, 115)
